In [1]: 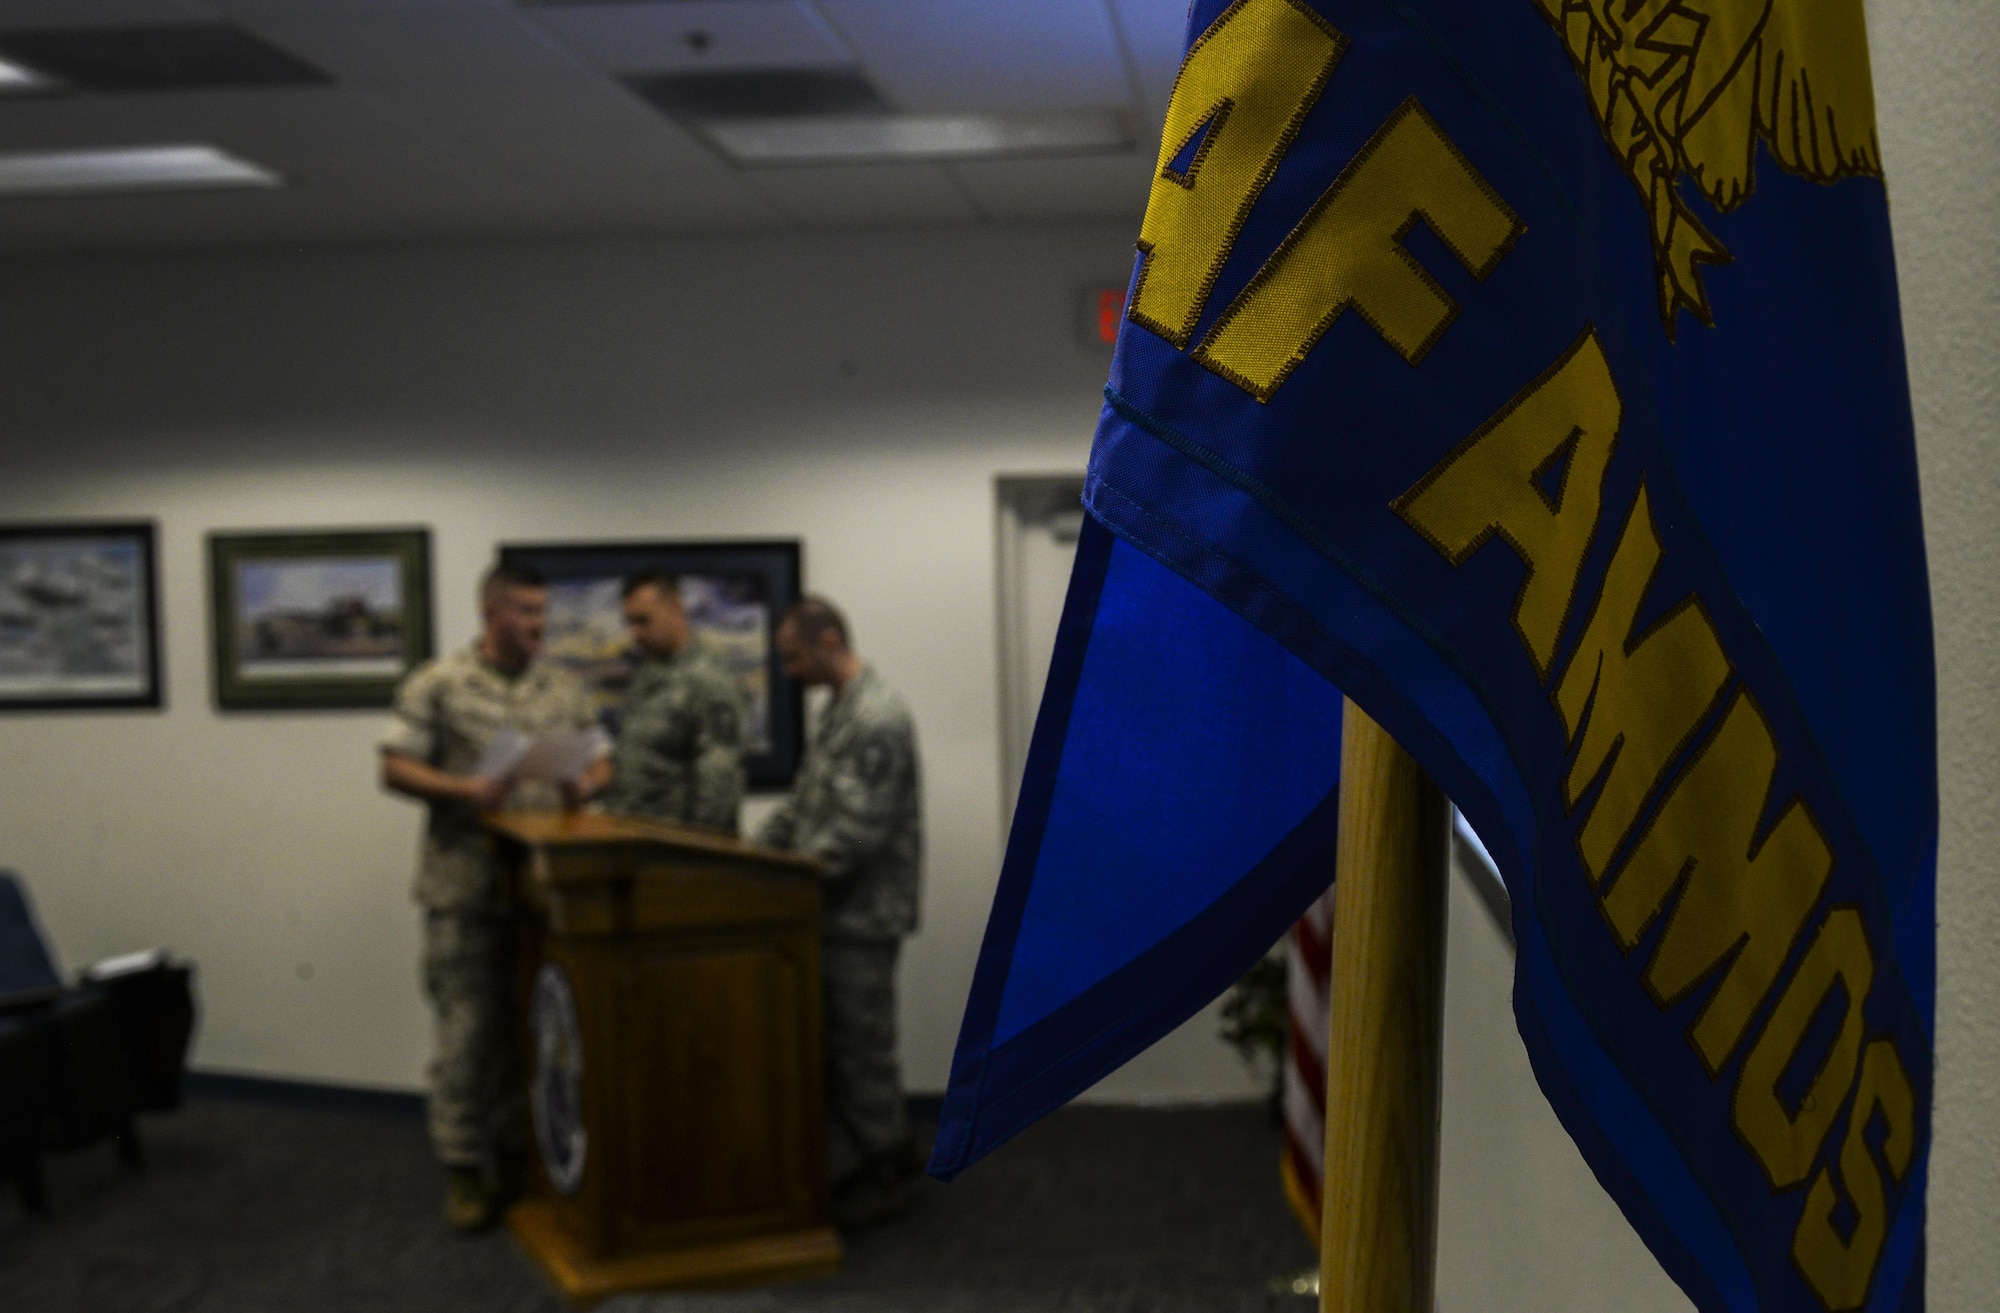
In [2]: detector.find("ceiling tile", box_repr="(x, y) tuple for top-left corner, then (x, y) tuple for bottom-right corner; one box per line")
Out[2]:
(746, 160), (976, 226)
(0, 0), (1159, 252)
(1107, 0), (1189, 129)
(213, 0), (781, 217)
(0, 87), (578, 246)
(947, 151), (1152, 222)
(0, 1), (216, 31)
(816, 0), (1129, 112)
(53, 101), (534, 209)
(216, 0), (693, 138)
(532, 1), (848, 75)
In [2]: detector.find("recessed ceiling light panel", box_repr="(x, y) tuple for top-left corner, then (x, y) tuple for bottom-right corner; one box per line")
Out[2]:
(0, 145), (283, 197)
(0, 25), (329, 93)
(0, 55), (52, 92)
(698, 111), (1133, 166)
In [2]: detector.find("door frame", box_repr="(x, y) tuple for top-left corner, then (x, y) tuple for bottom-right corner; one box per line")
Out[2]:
(992, 474), (1087, 830)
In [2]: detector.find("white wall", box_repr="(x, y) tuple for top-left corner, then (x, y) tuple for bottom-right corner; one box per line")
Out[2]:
(0, 2), (1990, 1295)
(1436, 849), (1692, 1313)
(1870, 0), (2000, 1307)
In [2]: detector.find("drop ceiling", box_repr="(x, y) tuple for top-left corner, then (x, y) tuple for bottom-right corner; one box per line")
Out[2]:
(0, 0), (1190, 254)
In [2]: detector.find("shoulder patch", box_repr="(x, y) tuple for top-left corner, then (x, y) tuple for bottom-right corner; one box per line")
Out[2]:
(854, 734), (897, 788)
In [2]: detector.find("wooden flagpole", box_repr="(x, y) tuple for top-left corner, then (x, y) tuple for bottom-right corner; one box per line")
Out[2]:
(1319, 698), (1452, 1312)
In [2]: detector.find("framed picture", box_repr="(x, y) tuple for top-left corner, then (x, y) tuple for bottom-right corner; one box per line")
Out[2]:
(498, 540), (803, 789)
(0, 522), (161, 712)
(208, 528), (433, 711)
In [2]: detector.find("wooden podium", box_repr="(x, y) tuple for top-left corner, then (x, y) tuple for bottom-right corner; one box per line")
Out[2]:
(485, 811), (843, 1305)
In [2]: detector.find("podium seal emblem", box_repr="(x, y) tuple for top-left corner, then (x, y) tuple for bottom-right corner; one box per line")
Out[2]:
(530, 961), (587, 1195)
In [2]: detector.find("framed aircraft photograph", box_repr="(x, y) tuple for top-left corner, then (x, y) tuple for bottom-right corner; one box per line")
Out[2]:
(0, 521), (162, 712)
(208, 528), (433, 711)
(497, 539), (804, 789)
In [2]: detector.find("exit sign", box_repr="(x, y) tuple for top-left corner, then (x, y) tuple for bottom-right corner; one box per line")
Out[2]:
(1094, 286), (1127, 344)
(1082, 285), (1128, 348)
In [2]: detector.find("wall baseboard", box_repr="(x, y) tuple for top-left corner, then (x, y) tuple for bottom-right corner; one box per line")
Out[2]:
(184, 1070), (426, 1118)
(185, 1070), (950, 1125)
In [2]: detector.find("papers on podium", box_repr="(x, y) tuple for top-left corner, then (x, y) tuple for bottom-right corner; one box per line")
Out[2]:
(475, 728), (604, 784)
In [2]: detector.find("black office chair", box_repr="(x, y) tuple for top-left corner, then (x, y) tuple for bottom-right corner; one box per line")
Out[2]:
(0, 870), (59, 1001)
(0, 870), (197, 1213)
(0, 1009), (52, 1211)
(0, 870), (62, 1211)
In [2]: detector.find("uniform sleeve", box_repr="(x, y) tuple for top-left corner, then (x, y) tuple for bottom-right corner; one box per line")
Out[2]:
(689, 678), (749, 833)
(796, 722), (912, 880)
(379, 663), (441, 761)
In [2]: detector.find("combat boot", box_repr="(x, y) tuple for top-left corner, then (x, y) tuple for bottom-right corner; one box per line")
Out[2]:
(829, 1136), (922, 1230)
(443, 1165), (500, 1233)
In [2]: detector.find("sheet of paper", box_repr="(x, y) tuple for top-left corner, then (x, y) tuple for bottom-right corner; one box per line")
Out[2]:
(472, 727), (531, 780)
(512, 730), (603, 784)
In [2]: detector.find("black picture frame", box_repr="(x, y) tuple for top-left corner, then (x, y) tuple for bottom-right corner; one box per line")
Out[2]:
(0, 521), (162, 712)
(208, 528), (433, 711)
(498, 539), (804, 789)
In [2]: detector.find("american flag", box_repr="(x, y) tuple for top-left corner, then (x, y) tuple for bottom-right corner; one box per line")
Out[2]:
(1279, 882), (1338, 1239)
(1277, 814), (1509, 1241)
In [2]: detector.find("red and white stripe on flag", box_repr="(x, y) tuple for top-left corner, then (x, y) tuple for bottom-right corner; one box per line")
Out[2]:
(1278, 817), (1508, 1241)
(1280, 883), (1337, 1240)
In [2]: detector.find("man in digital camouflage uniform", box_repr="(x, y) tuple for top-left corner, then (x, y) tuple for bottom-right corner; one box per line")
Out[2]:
(755, 596), (923, 1227)
(598, 570), (749, 834)
(379, 562), (610, 1233)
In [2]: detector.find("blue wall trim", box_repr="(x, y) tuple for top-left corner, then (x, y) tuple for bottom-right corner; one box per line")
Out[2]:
(185, 1070), (951, 1125)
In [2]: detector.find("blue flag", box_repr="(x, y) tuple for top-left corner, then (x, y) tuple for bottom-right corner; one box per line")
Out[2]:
(933, 2), (1934, 1311)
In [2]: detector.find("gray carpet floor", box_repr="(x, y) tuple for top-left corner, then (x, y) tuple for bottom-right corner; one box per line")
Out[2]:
(0, 1098), (1317, 1312)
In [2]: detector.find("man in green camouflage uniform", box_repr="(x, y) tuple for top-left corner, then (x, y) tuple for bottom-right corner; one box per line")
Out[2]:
(755, 596), (923, 1227)
(598, 570), (749, 834)
(379, 563), (609, 1233)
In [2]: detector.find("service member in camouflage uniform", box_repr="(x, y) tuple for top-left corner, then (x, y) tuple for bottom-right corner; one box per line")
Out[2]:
(754, 596), (923, 1227)
(598, 570), (750, 834)
(379, 563), (610, 1233)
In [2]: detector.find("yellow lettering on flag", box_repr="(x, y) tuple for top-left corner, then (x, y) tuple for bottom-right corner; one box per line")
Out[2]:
(1129, 0), (1347, 350)
(1600, 690), (1833, 1073)
(1388, 314), (1917, 1305)
(1392, 326), (1621, 676)
(1793, 1038), (1915, 1310)
(1553, 484), (1732, 880)
(1733, 907), (1873, 1190)
(1195, 97), (1524, 400)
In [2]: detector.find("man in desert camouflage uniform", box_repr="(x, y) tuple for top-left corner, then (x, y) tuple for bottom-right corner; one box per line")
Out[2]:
(598, 570), (749, 834)
(755, 595), (923, 1227)
(379, 562), (609, 1233)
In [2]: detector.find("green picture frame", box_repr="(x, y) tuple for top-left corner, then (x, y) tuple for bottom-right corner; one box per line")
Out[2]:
(208, 528), (433, 711)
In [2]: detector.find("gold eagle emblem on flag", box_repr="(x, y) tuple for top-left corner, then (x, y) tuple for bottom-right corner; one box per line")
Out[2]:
(1533, 0), (1882, 332)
